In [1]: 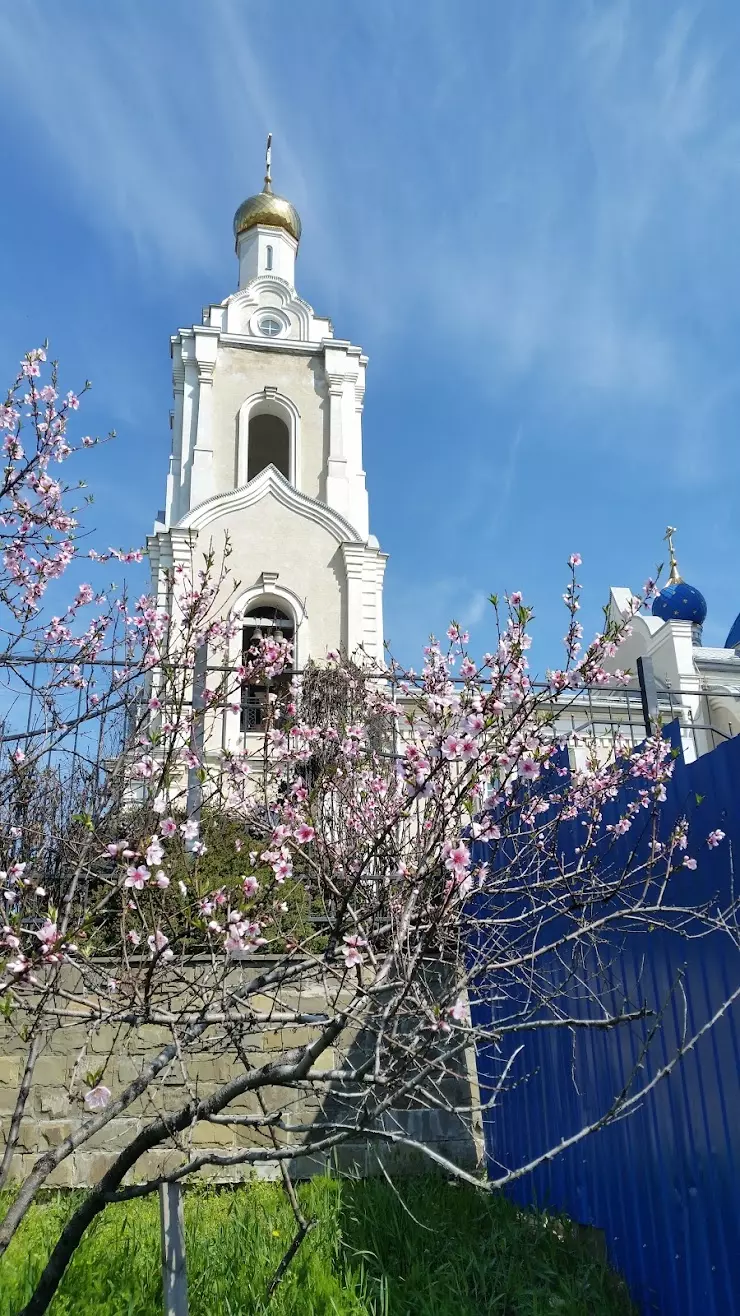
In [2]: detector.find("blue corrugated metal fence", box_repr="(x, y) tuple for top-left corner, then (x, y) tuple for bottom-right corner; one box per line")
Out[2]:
(471, 727), (740, 1314)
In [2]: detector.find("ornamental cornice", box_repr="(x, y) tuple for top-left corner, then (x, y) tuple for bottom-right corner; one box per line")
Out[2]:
(177, 465), (364, 545)
(222, 278), (317, 339)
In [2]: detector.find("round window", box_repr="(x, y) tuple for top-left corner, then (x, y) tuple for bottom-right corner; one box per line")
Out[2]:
(259, 316), (283, 337)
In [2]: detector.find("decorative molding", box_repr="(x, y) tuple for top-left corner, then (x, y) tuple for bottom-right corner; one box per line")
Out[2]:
(232, 579), (307, 624)
(223, 277), (320, 340)
(178, 464), (364, 545)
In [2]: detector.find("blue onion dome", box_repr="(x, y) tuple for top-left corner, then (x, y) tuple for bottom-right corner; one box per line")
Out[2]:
(725, 612), (740, 648)
(651, 527), (707, 632)
(652, 581), (707, 625)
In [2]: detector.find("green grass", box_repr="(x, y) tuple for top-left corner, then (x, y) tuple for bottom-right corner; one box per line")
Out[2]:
(0, 1177), (635, 1315)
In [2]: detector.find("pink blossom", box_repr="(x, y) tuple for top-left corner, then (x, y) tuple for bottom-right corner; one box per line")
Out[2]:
(11, 748), (26, 765)
(126, 930), (141, 946)
(159, 818), (177, 838)
(707, 830), (726, 849)
(446, 623), (469, 644)
(154, 872), (170, 889)
(34, 920), (58, 947)
(342, 934), (368, 968)
(243, 875), (260, 897)
(5, 955), (29, 975)
(509, 591), (523, 606)
(147, 929), (173, 960)
(568, 553), (582, 568)
(145, 838), (164, 868)
(442, 735), (463, 761)
(180, 819), (199, 842)
(444, 842), (470, 878)
(84, 1084), (111, 1111)
(518, 756), (540, 781)
(124, 865), (148, 890)
(683, 857), (698, 870)
(295, 823), (315, 844)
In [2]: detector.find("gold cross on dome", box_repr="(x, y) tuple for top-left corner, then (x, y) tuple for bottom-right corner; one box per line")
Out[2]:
(264, 133), (273, 192)
(664, 526), (682, 585)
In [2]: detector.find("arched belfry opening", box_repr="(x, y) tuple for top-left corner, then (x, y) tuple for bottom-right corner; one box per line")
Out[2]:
(247, 413), (290, 482)
(241, 603), (295, 732)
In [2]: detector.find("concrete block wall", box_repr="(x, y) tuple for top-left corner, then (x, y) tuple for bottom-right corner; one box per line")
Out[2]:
(0, 959), (483, 1188)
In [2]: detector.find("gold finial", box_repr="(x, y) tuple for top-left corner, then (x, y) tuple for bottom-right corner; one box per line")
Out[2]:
(664, 526), (682, 585)
(264, 132), (273, 193)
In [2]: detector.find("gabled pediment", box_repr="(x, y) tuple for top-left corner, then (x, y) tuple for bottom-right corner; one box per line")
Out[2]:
(177, 464), (362, 544)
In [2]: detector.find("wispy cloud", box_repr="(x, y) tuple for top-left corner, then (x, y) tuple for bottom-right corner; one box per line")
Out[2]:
(3, 1), (739, 413)
(3, 0), (740, 659)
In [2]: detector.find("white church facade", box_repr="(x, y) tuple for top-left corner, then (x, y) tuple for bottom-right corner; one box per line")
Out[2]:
(146, 140), (386, 745)
(145, 143), (740, 769)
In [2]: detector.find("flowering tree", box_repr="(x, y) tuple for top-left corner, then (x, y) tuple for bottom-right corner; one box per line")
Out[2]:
(0, 353), (738, 1315)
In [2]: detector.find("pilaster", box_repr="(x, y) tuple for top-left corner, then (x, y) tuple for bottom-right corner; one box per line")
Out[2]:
(351, 376), (369, 539)
(326, 372), (350, 520)
(178, 336), (198, 517)
(342, 543), (367, 657)
(166, 353), (185, 526)
(189, 330), (219, 509)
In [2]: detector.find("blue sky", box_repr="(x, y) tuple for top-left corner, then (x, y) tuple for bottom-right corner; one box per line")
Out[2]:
(2, 0), (740, 668)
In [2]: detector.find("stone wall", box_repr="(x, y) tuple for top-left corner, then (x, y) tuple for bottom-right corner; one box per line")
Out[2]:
(0, 958), (483, 1189)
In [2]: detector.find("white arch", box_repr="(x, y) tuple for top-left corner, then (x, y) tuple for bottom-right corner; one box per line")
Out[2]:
(231, 581), (309, 670)
(236, 390), (302, 491)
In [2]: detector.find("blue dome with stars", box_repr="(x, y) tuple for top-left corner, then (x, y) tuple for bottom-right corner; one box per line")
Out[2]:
(652, 581), (707, 626)
(651, 527), (707, 632)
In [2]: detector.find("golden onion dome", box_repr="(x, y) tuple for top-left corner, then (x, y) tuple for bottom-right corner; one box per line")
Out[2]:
(233, 186), (301, 243)
(234, 136), (301, 247)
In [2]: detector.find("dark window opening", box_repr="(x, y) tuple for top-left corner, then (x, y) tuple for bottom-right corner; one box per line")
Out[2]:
(247, 413), (290, 482)
(265, 244), (273, 271)
(241, 605), (294, 732)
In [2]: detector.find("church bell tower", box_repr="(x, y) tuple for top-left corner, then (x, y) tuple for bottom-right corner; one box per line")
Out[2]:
(147, 138), (387, 715)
